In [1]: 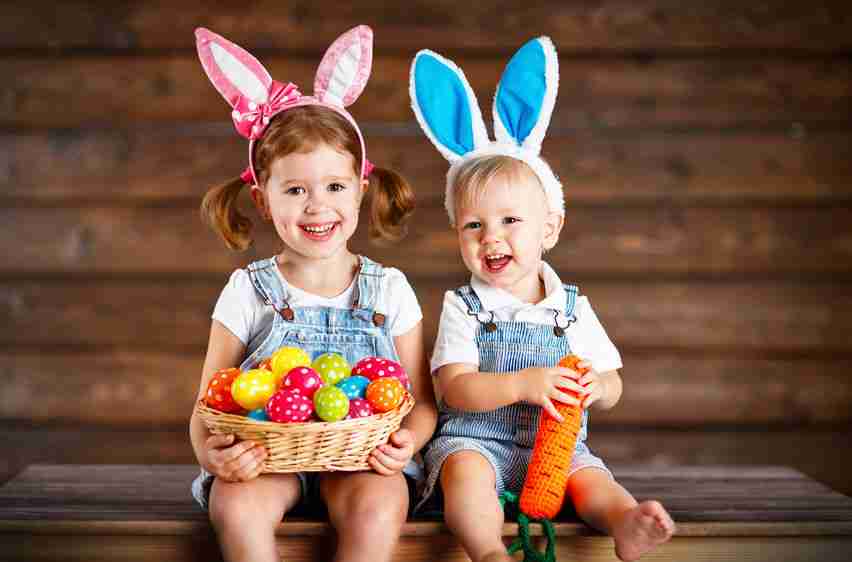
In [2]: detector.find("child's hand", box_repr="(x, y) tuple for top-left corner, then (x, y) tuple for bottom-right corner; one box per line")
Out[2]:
(518, 365), (588, 422)
(575, 360), (604, 409)
(204, 433), (267, 483)
(369, 428), (415, 476)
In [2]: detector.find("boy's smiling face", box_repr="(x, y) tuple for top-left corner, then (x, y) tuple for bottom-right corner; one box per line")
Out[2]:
(454, 164), (563, 303)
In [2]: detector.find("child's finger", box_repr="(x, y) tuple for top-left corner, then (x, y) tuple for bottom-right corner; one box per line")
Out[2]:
(379, 442), (412, 463)
(229, 444), (266, 477)
(222, 440), (259, 464)
(551, 387), (581, 406)
(555, 367), (582, 380)
(542, 398), (564, 422)
(390, 429), (414, 448)
(578, 373), (597, 386)
(207, 433), (235, 450)
(555, 377), (586, 394)
(369, 454), (396, 476)
(372, 446), (404, 470)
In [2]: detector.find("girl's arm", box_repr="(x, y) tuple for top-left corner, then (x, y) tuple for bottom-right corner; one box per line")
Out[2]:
(190, 320), (267, 480)
(393, 321), (437, 454)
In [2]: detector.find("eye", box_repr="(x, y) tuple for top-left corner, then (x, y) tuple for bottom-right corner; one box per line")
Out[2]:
(503, 216), (520, 225)
(285, 186), (305, 196)
(328, 182), (347, 192)
(463, 221), (481, 230)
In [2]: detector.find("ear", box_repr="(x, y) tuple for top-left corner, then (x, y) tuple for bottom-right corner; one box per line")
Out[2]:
(410, 50), (488, 163)
(195, 28), (272, 107)
(542, 210), (564, 251)
(314, 25), (373, 107)
(250, 186), (271, 220)
(493, 37), (558, 154)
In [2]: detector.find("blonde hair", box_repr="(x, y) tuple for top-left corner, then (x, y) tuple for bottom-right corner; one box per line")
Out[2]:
(451, 155), (543, 224)
(201, 105), (414, 250)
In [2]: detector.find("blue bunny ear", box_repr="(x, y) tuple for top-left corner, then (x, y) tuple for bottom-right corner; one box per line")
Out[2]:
(493, 37), (558, 154)
(410, 50), (488, 162)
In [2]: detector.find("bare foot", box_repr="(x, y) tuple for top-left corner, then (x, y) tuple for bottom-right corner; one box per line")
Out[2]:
(611, 501), (675, 561)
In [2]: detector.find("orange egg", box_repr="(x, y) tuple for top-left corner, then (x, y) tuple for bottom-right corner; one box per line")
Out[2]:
(365, 378), (404, 413)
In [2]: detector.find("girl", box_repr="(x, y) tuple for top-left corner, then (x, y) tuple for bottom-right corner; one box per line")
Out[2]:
(189, 26), (437, 562)
(409, 38), (675, 562)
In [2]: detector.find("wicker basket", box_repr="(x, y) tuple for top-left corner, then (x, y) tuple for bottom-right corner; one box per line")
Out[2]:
(196, 392), (414, 472)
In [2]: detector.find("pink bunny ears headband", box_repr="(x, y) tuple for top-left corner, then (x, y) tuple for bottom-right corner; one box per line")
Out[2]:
(195, 26), (375, 187)
(410, 37), (563, 225)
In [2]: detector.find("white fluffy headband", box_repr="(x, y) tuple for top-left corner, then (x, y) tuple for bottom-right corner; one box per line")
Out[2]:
(409, 37), (563, 225)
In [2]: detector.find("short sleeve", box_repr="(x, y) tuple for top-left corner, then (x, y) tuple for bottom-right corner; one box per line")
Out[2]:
(211, 269), (265, 345)
(430, 291), (480, 373)
(566, 296), (623, 373)
(382, 268), (424, 337)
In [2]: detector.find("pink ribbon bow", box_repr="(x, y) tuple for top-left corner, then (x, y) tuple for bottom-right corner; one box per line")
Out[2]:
(231, 81), (302, 140)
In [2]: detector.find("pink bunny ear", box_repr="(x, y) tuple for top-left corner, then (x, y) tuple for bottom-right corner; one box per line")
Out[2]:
(314, 25), (373, 107)
(195, 27), (272, 107)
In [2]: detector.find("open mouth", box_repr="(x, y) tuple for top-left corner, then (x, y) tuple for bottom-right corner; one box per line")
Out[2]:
(484, 253), (512, 273)
(299, 222), (338, 241)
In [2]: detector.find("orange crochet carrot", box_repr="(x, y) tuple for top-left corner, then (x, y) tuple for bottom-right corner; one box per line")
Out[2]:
(519, 354), (589, 519)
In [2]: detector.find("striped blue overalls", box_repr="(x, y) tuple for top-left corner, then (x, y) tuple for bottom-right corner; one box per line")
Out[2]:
(419, 282), (609, 509)
(192, 255), (416, 509)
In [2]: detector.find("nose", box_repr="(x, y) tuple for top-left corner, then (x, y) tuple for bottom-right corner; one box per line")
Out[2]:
(304, 189), (329, 213)
(481, 222), (501, 244)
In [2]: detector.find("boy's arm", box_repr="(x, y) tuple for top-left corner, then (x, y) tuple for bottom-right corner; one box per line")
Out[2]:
(438, 362), (523, 412)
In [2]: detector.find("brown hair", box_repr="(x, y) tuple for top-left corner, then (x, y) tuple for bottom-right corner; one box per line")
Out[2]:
(451, 155), (541, 224)
(200, 105), (414, 250)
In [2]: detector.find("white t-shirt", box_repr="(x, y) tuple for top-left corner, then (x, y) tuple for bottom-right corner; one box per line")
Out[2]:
(213, 259), (423, 353)
(431, 261), (622, 374)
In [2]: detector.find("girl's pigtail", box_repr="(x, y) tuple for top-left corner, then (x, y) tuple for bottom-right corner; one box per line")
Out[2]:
(366, 166), (415, 243)
(200, 177), (254, 251)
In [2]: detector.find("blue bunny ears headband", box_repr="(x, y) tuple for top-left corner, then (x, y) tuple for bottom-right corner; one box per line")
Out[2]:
(410, 37), (563, 225)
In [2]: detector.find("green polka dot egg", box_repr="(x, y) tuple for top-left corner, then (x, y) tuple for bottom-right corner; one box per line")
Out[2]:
(312, 352), (351, 386)
(313, 385), (350, 422)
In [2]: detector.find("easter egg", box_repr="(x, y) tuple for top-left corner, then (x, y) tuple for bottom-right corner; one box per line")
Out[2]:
(313, 386), (350, 422)
(266, 389), (313, 423)
(312, 352), (351, 386)
(347, 398), (374, 419)
(352, 356), (410, 390)
(365, 378), (405, 413)
(256, 357), (273, 372)
(282, 366), (324, 399)
(247, 408), (269, 421)
(336, 375), (371, 400)
(231, 369), (277, 411)
(204, 368), (245, 414)
(270, 346), (311, 384)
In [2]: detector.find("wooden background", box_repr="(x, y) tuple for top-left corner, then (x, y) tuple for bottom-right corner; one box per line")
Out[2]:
(2, 1), (851, 496)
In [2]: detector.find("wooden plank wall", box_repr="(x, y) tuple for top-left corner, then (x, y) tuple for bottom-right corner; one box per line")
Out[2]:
(2, 1), (851, 495)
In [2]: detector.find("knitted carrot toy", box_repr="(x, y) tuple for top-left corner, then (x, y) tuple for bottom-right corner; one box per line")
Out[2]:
(500, 354), (589, 562)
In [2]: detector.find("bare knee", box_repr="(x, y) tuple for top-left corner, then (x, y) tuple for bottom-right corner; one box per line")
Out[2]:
(208, 476), (299, 535)
(441, 450), (497, 491)
(345, 485), (407, 540)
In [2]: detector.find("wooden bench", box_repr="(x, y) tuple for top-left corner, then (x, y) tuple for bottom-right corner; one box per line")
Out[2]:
(1, 464), (851, 561)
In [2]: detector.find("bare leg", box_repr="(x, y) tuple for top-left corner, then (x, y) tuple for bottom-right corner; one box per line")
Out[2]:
(566, 468), (675, 561)
(321, 471), (409, 562)
(208, 473), (302, 562)
(441, 451), (513, 562)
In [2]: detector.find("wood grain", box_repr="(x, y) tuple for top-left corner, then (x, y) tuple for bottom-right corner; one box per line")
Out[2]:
(3, 352), (850, 425)
(3, 204), (852, 276)
(3, 56), (851, 128)
(1, 1), (850, 51)
(4, 129), (852, 204)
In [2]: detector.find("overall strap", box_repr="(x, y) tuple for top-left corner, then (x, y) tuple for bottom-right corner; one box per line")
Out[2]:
(353, 256), (387, 327)
(245, 257), (295, 321)
(551, 283), (579, 337)
(455, 285), (498, 332)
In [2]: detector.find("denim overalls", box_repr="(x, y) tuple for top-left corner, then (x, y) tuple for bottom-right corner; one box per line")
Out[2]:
(418, 282), (609, 510)
(191, 255), (416, 509)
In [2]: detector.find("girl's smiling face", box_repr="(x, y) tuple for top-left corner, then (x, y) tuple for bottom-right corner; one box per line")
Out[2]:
(252, 142), (367, 261)
(455, 166), (563, 303)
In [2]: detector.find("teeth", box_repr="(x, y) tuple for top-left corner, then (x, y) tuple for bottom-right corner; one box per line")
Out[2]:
(303, 224), (334, 233)
(486, 254), (508, 260)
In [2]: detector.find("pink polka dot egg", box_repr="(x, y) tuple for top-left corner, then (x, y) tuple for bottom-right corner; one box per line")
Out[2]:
(281, 366), (324, 399)
(266, 389), (314, 423)
(352, 356), (410, 390)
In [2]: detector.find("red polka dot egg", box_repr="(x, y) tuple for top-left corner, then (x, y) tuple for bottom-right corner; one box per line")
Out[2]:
(352, 356), (410, 390)
(204, 367), (245, 414)
(281, 366), (324, 399)
(365, 377), (405, 413)
(266, 389), (314, 423)
(347, 398), (374, 419)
